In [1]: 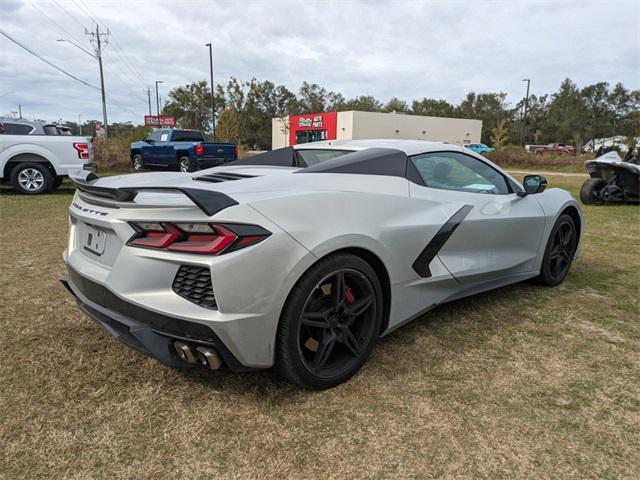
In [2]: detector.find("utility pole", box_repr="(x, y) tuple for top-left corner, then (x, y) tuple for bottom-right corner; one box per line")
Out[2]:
(79, 114), (82, 135)
(205, 43), (216, 138)
(521, 78), (531, 145)
(155, 81), (163, 127)
(18, 104), (22, 119)
(146, 87), (152, 116)
(86, 25), (110, 138)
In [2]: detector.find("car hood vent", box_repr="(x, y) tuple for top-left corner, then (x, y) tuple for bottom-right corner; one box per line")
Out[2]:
(193, 172), (256, 183)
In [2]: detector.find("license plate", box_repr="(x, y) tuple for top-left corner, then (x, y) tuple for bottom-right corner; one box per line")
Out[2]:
(83, 225), (107, 256)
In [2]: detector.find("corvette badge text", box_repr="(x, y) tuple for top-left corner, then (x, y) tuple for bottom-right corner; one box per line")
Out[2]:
(72, 202), (109, 216)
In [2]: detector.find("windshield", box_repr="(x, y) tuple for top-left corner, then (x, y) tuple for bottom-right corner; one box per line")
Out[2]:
(296, 149), (353, 166)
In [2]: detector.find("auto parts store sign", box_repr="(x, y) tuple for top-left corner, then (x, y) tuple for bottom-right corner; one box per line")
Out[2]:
(144, 115), (177, 127)
(289, 112), (337, 145)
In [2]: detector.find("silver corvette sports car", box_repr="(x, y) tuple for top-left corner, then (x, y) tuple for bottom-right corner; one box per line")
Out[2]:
(62, 139), (583, 389)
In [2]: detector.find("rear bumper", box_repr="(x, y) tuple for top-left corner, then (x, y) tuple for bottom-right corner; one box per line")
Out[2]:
(60, 267), (250, 371)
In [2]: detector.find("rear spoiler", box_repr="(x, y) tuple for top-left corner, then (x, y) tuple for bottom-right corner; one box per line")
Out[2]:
(68, 169), (238, 216)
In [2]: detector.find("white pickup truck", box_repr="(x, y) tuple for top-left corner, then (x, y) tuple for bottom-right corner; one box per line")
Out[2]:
(0, 118), (93, 194)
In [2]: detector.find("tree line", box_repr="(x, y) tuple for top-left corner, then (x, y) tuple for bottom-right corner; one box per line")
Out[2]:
(62, 78), (640, 151)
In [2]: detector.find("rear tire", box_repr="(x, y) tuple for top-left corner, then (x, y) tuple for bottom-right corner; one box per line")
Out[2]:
(580, 178), (606, 205)
(10, 162), (54, 195)
(132, 154), (144, 171)
(179, 156), (194, 173)
(536, 214), (578, 287)
(276, 253), (383, 390)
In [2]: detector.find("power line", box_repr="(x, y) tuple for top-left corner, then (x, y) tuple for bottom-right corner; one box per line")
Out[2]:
(26, 1), (147, 105)
(26, 0), (85, 46)
(75, 0), (149, 85)
(0, 28), (143, 118)
(1, 27), (100, 91)
(51, 0), (87, 30)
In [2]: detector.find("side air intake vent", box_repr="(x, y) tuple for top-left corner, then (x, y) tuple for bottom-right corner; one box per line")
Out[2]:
(193, 172), (256, 183)
(172, 265), (217, 309)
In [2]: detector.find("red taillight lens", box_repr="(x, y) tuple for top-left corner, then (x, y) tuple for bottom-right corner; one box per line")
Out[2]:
(168, 225), (237, 254)
(130, 223), (182, 248)
(127, 222), (270, 254)
(195, 144), (204, 156)
(235, 144), (239, 158)
(73, 142), (89, 159)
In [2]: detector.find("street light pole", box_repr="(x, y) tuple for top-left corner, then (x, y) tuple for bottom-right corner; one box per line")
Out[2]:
(155, 80), (163, 127)
(205, 43), (216, 139)
(521, 78), (531, 145)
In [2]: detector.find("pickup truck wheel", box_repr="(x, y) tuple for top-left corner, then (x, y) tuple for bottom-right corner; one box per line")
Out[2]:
(132, 154), (144, 171)
(179, 157), (194, 173)
(10, 162), (54, 195)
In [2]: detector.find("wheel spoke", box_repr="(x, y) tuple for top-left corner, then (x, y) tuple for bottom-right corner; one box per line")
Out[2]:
(340, 327), (361, 357)
(312, 330), (337, 371)
(301, 309), (331, 329)
(345, 294), (373, 318)
(331, 271), (345, 310)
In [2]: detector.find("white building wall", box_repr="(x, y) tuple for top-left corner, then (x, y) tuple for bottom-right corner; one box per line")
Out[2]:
(336, 111), (354, 140)
(272, 111), (483, 149)
(271, 116), (290, 149)
(348, 111), (481, 145)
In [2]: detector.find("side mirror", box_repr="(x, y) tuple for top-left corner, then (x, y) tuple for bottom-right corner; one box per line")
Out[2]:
(518, 175), (548, 196)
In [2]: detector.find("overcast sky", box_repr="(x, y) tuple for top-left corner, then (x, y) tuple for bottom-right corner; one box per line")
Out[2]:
(1, 0), (638, 124)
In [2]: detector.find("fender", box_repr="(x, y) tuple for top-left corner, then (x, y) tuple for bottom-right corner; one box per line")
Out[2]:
(531, 188), (584, 270)
(0, 142), (60, 178)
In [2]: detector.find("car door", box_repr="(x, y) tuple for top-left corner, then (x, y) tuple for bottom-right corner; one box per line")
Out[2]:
(141, 130), (163, 163)
(409, 151), (546, 284)
(154, 130), (174, 166)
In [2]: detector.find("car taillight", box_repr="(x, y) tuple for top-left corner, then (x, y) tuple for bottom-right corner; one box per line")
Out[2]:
(127, 222), (270, 254)
(235, 144), (239, 158)
(195, 144), (204, 156)
(73, 142), (90, 159)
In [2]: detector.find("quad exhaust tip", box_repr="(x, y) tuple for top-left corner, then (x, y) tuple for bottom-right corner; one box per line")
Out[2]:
(173, 341), (222, 369)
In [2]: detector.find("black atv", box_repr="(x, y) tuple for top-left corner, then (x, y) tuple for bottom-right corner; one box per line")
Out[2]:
(580, 147), (640, 205)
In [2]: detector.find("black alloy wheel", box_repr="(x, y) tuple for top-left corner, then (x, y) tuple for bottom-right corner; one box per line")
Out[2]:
(538, 214), (578, 286)
(276, 253), (383, 389)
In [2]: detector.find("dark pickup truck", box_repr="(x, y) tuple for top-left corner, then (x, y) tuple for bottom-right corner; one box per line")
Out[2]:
(130, 129), (237, 172)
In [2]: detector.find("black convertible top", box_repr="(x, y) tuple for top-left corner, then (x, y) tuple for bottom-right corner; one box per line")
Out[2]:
(223, 146), (424, 183)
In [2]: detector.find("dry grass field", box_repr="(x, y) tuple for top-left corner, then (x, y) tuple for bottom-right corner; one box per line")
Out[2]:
(1, 173), (639, 479)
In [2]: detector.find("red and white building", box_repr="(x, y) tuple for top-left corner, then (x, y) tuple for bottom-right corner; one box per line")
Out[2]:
(272, 111), (482, 149)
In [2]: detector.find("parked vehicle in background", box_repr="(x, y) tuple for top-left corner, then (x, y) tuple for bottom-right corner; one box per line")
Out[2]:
(580, 148), (640, 205)
(463, 143), (494, 154)
(534, 143), (576, 155)
(0, 131), (93, 194)
(0, 117), (71, 136)
(130, 129), (237, 172)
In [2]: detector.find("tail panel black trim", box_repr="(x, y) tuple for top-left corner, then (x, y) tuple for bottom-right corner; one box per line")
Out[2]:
(412, 204), (473, 278)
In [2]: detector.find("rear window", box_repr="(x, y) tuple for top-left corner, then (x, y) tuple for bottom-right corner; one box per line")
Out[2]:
(1, 122), (34, 135)
(296, 149), (353, 166)
(172, 130), (204, 142)
(43, 125), (60, 135)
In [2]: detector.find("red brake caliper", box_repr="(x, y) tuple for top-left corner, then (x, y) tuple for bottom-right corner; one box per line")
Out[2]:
(345, 286), (355, 304)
